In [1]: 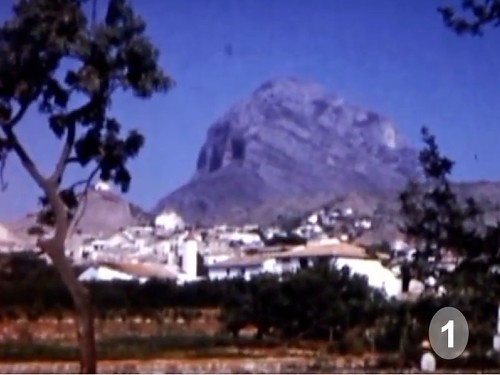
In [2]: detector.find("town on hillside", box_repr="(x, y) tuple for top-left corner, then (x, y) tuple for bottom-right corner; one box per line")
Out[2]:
(1, 181), (454, 300)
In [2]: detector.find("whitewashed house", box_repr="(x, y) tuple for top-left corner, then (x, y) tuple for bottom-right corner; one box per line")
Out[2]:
(204, 253), (232, 266)
(344, 207), (354, 216)
(208, 255), (268, 281)
(207, 239), (401, 298)
(306, 213), (319, 225)
(78, 261), (178, 283)
(78, 264), (143, 283)
(355, 218), (372, 230)
(94, 180), (112, 192)
(221, 231), (262, 246)
(292, 224), (323, 239)
(0, 225), (22, 252)
(154, 210), (185, 234)
(77, 238), (109, 261)
(106, 232), (135, 247)
(154, 238), (178, 264)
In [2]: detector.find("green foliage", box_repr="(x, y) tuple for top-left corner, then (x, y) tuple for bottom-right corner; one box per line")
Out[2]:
(0, 254), (228, 314)
(0, 0), (172, 226)
(220, 263), (388, 341)
(399, 127), (483, 267)
(438, 0), (500, 36)
(0, 253), (498, 359)
(0, 332), (272, 361)
(399, 126), (500, 298)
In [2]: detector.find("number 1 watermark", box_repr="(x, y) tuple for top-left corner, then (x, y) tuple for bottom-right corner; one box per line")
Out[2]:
(429, 307), (469, 359)
(441, 319), (454, 348)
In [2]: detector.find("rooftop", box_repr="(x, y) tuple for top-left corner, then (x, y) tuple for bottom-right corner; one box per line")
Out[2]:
(99, 261), (179, 280)
(208, 241), (368, 269)
(277, 241), (368, 259)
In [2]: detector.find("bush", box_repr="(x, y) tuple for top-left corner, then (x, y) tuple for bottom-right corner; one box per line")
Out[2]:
(1, 253), (498, 360)
(338, 328), (368, 355)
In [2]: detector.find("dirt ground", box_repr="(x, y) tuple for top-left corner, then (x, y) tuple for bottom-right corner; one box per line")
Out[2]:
(0, 308), (221, 343)
(0, 312), (497, 373)
(1, 356), (497, 374)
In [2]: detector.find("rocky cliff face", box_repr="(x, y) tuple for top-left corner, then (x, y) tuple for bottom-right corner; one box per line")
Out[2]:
(154, 77), (420, 226)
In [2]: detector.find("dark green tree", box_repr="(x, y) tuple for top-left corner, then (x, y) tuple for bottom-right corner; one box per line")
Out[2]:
(0, 0), (172, 372)
(248, 274), (285, 339)
(399, 127), (481, 276)
(436, 1), (500, 337)
(219, 278), (253, 338)
(219, 262), (388, 344)
(438, 0), (500, 35)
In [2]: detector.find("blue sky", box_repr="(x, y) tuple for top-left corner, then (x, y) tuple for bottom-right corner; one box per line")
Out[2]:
(1, 0), (500, 219)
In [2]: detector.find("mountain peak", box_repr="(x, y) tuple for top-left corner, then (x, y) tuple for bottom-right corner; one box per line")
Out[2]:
(155, 77), (419, 226)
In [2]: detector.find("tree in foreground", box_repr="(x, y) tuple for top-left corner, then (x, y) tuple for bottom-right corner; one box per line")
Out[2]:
(0, 0), (172, 372)
(399, 127), (500, 289)
(398, 127), (484, 278)
(438, 0), (500, 35)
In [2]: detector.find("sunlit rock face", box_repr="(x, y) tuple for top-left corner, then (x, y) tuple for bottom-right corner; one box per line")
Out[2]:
(155, 76), (419, 225)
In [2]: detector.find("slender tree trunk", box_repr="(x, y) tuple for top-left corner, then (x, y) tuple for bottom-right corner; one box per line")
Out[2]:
(43, 243), (97, 373)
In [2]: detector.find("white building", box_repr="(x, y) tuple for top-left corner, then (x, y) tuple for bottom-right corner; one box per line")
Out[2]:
(78, 261), (178, 283)
(221, 231), (262, 246)
(208, 255), (266, 281)
(307, 213), (319, 225)
(94, 181), (111, 192)
(180, 235), (199, 280)
(204, 253), (232, 266)
(344, 207), (353, 216)
(78, 264), (144, 283)
(154, 210), (185, 233)
(207, 240), (401, 298)
(0, 224), (22, 252)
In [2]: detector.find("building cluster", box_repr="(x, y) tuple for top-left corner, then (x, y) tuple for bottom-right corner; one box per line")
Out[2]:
(0, 199), (458, 300)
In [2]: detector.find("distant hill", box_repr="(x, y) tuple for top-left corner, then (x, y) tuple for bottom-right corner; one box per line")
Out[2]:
(153, 76), (421, 226)
(4, 187), (153, 240)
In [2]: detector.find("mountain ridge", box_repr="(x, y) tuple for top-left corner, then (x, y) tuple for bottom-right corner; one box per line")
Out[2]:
(153, 76), (421, 225)
(4, 77), (500, 241)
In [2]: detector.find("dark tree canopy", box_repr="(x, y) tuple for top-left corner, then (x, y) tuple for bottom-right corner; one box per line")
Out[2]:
(0, 0), (173, 226)
(399, 126), (500, 291)
(0, 3), (172, 370)
(439, 0), (500, 35)
(399, 128), (484, 271)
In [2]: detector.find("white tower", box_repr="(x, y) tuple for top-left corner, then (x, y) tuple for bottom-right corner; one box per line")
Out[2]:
(181, 236), (198, 280)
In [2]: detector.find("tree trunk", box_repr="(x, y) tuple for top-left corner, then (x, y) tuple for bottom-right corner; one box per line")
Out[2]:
(43, 243), (97, 373)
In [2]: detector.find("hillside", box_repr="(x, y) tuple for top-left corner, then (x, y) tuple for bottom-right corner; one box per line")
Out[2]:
(4, 187), (153, 241)
(154, 76), (421, 225)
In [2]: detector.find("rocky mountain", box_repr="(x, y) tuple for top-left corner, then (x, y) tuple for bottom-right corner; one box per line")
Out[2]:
(71, 187), (153, 234)
(154, 77), (422, 226)
(4, 186), (153, 241)
(5, 77), (500, 243)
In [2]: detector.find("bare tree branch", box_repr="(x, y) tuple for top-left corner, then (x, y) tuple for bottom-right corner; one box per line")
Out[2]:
(0, 151), (8, 191)
(66, 165), (100, 243)
(0, 124), (48, 190)
(49, 96), (102, 184)
(50, 121), (76, 184)
(1, 123), (70, 244)
(65, 156), (80, 165)
(6, 102), (32, 128)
